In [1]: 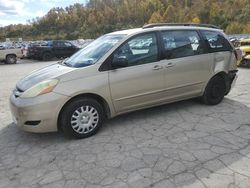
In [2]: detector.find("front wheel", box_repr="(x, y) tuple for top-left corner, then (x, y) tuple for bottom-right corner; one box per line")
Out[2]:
(201, 76), (226, 105)
(60, 98), (104, 139)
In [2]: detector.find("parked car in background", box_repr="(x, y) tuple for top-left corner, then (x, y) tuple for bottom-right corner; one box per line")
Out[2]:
(0, 48), (22, 64)
(10, 23), (238, 138)
(238, 39), (250, 67)
(30, 40), (80, 61)
(73, 39), (93, 49)
(21, 43), (41, 59)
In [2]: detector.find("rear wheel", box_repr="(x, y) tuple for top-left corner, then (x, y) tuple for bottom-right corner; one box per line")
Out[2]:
(60, 98), (104, 139)
(6, 54), (17, 64)
(42, 52), (52, 61)
(201, 76), (226, 105)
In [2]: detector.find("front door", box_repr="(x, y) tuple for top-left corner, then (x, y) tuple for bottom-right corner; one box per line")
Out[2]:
(109, 32), (165, 113)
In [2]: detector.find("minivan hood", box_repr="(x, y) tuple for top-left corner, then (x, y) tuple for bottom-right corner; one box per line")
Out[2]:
(16, 63), (74, 91)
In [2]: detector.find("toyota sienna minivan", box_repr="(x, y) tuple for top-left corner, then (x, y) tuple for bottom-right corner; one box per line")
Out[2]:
(10, 23), (238, 138)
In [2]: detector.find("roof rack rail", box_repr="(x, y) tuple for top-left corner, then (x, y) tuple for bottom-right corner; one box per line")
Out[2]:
(142, 23), (220, 29)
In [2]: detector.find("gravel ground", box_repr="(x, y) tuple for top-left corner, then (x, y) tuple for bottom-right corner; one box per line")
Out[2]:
(0, 60), (250, 188)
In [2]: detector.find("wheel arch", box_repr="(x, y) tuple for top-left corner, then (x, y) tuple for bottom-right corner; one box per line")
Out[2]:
(202, 71), (230, 94)
(213, 71), (228, 81)
(57, 93), (111, 131)
(5, 53), (17, 59)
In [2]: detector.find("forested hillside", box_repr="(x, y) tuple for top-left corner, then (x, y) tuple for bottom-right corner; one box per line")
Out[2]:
(1, 0), (250, 40)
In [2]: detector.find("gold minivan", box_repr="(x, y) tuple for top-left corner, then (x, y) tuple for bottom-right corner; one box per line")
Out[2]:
(10, 24), (238, 138)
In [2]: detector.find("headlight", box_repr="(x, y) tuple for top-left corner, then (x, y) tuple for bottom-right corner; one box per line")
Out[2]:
(242, 51), (246, 57)
(20, 79), (59, 98)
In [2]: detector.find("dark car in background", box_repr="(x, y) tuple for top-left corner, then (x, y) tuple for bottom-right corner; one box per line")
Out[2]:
(25, 44), (42, 60)
(21, 43), (41, 59)
(30, 40), (80, 61)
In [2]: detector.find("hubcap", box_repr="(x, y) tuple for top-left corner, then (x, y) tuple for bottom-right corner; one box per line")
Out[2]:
(70, 106), (99, 134)
(8, 56), (15, 63)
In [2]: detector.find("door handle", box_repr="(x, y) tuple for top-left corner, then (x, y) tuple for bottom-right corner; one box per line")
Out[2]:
(153, 65), (164, 70)
(165, 62), (175, 68)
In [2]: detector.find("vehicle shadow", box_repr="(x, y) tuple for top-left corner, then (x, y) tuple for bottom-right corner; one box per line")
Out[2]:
(0, 98), (250, 187)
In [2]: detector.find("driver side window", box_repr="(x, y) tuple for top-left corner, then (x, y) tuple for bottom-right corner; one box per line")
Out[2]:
(113, 33), (158, 67)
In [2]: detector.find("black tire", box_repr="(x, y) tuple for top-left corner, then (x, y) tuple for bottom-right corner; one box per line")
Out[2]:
(201, 76), (226, 105)
(42, 52), (52, 61)
(60, 98), (104, 139)
(6, 54), (17, 64)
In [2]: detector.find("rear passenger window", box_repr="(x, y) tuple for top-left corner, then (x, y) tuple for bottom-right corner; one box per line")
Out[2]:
(161, 30), (205, 59)
(202, 31), (232, 52)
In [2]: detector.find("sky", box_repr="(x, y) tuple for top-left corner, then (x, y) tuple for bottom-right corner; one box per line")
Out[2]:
(0, 0), (88, 27)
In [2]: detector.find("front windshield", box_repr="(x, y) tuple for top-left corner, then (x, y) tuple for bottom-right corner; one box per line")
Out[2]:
(64, 34), (125, 68)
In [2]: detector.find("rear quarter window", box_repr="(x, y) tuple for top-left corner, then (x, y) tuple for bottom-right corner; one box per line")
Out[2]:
(201, 30), (233, 52)
(161, 30), (206, 59)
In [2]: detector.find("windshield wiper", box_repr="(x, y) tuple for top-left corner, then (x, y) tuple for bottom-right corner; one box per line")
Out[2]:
(63, 61), (73, 67)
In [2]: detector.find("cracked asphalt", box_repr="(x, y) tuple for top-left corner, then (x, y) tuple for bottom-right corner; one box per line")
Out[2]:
(1, 60), (250, 188)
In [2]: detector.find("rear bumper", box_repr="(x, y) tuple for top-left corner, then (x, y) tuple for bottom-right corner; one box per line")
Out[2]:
(230, 73), (238, 89)
(9, 92), (70, 133)
(226, 70), (238, 94)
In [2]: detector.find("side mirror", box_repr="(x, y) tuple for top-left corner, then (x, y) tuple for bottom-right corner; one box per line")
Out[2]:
(111, 56), (128, 68)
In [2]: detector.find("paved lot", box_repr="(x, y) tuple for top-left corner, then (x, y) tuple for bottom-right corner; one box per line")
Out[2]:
(0, 60), (250, 188)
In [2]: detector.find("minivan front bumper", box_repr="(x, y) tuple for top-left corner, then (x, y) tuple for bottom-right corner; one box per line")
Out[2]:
(9, 92), (69, 133)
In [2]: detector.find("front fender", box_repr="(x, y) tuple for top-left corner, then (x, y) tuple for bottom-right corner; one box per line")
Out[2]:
(54, 72), (116, 118)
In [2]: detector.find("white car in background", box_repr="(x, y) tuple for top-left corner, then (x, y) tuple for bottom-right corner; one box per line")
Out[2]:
(0, 48), (22, 64)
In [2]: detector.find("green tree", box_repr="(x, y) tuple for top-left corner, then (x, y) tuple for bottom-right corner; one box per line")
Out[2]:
(0, 0), (249, 41)
(148, 11), (164, 23)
